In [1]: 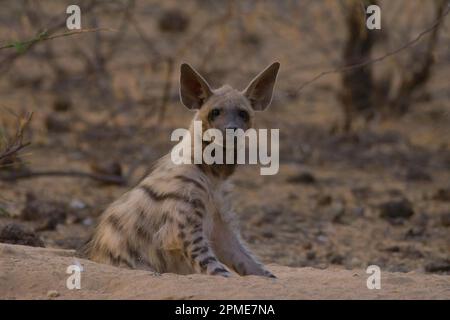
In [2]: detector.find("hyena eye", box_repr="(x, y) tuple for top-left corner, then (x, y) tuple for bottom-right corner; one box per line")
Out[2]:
(208, 108), (221, 121)
(238, 110), (249, 122)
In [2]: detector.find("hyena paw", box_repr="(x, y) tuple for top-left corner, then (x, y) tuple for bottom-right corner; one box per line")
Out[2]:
(263, 270), (276, 279)
(208, 265), (232, 277)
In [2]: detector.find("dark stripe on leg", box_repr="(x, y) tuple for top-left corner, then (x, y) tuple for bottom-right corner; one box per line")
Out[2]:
(199, 256), (217, 270)
(192, 236), (203, 245)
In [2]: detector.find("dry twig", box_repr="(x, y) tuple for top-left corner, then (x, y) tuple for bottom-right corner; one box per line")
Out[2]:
(0, 28), (117, 52)
(0, 111), (33, 164)
(295, 2), (450, 93)
(0, 170), (126, 185)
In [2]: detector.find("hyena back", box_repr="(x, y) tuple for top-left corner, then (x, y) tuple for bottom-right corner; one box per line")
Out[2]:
(84, 62), (280, 277)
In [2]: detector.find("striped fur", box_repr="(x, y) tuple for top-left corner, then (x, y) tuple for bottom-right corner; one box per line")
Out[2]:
(84, 63), (279, 277)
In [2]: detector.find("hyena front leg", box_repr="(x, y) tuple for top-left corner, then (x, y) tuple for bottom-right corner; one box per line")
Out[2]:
(213, 224), (275, 278)
(178, 214), (231, 277)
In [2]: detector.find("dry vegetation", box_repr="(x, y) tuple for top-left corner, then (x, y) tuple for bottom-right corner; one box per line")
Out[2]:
(0, 0), (449, 281)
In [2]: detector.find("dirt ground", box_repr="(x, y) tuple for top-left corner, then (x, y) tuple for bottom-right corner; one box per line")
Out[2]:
(0, 1), (449, 299)
(1, 243), (449, 299)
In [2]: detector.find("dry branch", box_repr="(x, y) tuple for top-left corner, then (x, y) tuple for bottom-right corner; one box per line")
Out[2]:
(295, 2), (450, 94)
(130, 5), (233, 124)
(0, 0), (112, 73)
(388, 0), (448, 115)
(0, 170), (126, 186)
(0, 28), (117, 52)
(0, 111), (33, 165)
(338, 0), (377, 132)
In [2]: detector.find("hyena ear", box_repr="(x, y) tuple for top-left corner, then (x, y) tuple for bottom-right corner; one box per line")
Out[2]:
(243, 62), (280, 111)
(179, 63), (213, 109)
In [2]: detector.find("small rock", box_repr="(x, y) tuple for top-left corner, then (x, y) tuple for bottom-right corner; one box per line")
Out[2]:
(425, 259), (450, 274)
(405, 167), (432, 182)
(387, 189), (405, 197)
(331, 203), (346, 224)
(0, 223), (44, 247)
(287, 171), (316, 184)
(432, 188), (450, 202)
(328, 253), (344, 265)
(90, 160), (123, 177)
(260, 205), (282, 218)
(316, 235), (328, 244)
(70, 199), (86, 210)
(306, 250), (316, 261)
(440, 212), (450, 227)
(351, 187), (372, 200)
(288, 192), (298, 200)
(47, 290), (60, 298)
(65, 214), (79, 225)
(405, 226), (426, 239)
(401, 246), (424, 259)
(82, 217), (94, 226)
(313, 263), (329, 270)
(317, 195), (332, 206)
(21, 192), (67, 230)
(35, 216), (61, 232)
(53, 98), (71, 112)
(349, 257), (362, 268)
(382, 245), (401, 253)
(261, 230), (274, 239)
(379, 199), (414, 221)
(45, 113), (70, 132)
(353, 206), (365, 217)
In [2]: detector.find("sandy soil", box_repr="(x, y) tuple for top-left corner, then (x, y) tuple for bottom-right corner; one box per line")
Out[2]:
(1, 243), (449, 300)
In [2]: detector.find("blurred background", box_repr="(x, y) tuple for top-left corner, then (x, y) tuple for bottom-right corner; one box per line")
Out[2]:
(0, 0), (449, 274)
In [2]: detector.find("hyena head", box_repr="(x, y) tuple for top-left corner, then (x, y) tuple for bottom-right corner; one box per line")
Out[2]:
(179, 62), (280, 136)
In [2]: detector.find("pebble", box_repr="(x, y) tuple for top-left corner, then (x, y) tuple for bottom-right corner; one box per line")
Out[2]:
(405, 167), (432, 182)
(432, 188), (450, 202)
(70, 199), (86, 210)
(0, 223), (44, 247)
(440, 212), (450, 227)
(47, 290), (60, 298)
(287, 172), (316, 184)
(82, 217), (94, 226)
(379, 199), (414, 220)
(425, 259), (450, 274)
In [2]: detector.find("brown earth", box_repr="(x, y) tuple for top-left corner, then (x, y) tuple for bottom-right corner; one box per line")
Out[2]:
(1, 243), (449, 299)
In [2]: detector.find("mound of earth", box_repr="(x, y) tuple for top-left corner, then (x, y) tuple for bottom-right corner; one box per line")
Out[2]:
(1, 243), (448, 299)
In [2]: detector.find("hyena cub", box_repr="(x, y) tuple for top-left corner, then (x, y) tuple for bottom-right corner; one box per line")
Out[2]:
(84, 62), (280, 277)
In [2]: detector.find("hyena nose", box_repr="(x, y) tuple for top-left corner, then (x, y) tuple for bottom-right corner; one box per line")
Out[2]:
(225, 125), (239, 132)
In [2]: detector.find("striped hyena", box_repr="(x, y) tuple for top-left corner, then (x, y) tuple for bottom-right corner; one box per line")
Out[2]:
(84, 62), (280, 277)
